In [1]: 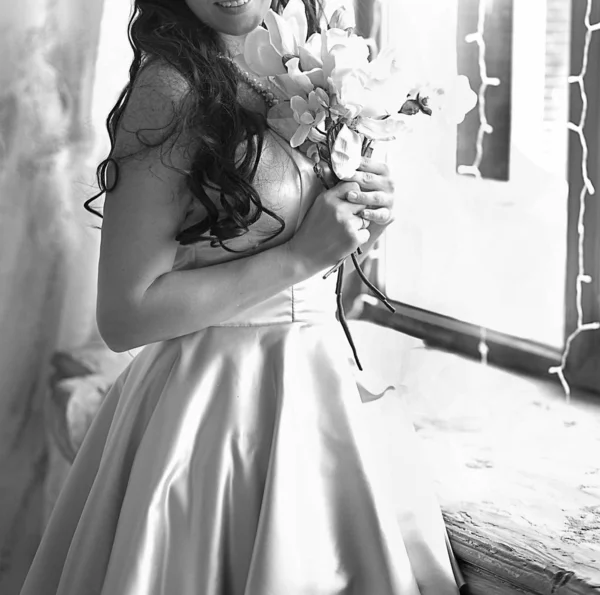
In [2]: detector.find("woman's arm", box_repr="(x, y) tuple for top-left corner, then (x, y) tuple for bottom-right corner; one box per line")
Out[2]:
(100, 174), (366, 352)
(100, 243), (306, 353)
(97, 62), (370, 352)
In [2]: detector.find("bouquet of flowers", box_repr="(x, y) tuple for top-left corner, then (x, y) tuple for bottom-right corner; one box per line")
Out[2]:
(235, 0), (477, 369)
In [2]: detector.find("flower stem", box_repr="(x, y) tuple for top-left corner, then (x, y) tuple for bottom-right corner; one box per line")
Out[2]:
(336, 262), (362, 371)
(312, 132), (383, 371)
(350, 252), (395, 313)
(323, 258), (345, 280)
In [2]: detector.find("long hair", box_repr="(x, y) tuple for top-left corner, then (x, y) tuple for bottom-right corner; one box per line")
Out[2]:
(85, 0), (323, 250)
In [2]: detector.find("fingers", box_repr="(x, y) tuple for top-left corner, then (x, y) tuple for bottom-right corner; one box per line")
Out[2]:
(355, 228), (371, 246)
(349, 158), (395, 193)
(349, 170), (396, 192)
(328, 181), (361, 199)
(326, 182), (367, 216)
(341, 206), (371, 248)
(345, 190), (392, 209)
(357, 156), (389, 175)
(361, 207), (395, 226)
(352, 214), (370, 231)
(326, 180), (393, 234)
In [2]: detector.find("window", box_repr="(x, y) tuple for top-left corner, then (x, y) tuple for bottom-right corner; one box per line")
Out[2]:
(362, 0), (600, 395)
(91, 0), (133, 160)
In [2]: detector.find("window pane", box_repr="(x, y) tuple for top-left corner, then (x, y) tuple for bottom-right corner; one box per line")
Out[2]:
(382, 0), (569, 348)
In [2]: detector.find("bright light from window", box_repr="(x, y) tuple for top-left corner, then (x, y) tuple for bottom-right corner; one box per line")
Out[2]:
(381, 0), (569, 348)
(91, 0), (133, 161)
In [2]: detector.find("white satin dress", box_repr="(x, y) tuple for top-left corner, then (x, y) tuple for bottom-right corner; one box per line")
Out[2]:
(20, 130), (466, 595)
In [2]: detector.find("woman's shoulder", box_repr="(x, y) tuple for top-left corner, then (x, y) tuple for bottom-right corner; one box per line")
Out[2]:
(133, 57), (192, 106)
(113, 57), (195, 157)
(107, 58), (201, 220)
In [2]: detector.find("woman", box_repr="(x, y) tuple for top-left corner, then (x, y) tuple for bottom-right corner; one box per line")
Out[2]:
(21, 0), (466, 593)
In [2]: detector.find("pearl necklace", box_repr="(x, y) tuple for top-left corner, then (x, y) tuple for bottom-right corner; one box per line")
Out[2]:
(220, 55), (280, 109)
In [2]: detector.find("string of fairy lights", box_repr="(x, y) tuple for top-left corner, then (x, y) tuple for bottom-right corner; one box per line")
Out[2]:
(456, 0), (499, 366)
(456, 0), (599, 397)
(548, 0), (600, 403)
(457, 0), (501, 181)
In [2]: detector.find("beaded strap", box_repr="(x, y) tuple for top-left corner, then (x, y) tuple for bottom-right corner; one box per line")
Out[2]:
(220, 55), (280, 109)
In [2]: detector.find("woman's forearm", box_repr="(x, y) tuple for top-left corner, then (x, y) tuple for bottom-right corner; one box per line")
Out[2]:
(98, 242), (312, 352)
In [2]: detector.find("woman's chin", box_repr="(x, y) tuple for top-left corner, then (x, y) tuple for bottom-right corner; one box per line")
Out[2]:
(207, 0), (269, 37)
(217, 19), (263, 38)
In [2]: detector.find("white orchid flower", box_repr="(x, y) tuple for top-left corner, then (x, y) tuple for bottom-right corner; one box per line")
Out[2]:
(322, 35), (406, 120)
(329, 55), (411, 120)
(268, 0), (308, 55)
(353, 47), (415, 117)
(322, 29), (370, 80)
(285, 58), (314, 93)
(365, 47), (404, 83)
(289, 88), (329, 148)
(329, 6), (356, 31)
(412, 75), (477, 124)
(299, 43), (323, 72)
(244, 27), (287, 76)
(268, 28), (369, 102)
(269, 56), (328, 102)
(328, 70), (368, 119)
(244, 0), (308, 76)
(302, 33), (324, 66)
(354, 114), (413, 141)
(330, 124), (363, 179)
(269, 76), (308, 103)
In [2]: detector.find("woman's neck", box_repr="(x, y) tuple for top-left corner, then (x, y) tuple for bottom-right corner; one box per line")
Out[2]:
(219, 33), (247, 58)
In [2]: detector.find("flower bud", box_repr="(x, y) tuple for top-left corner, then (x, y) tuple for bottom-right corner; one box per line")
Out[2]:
(416, 94), (433, 116)
(399, 99), (421, 116)
(306, 143), (321, 163)
(399, 95), (432, 117)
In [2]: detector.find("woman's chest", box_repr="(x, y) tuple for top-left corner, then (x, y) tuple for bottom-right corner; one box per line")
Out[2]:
(175, 131), (323, 268)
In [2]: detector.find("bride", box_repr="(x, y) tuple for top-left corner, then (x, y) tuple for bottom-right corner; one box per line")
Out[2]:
(20, 0), (466, 593)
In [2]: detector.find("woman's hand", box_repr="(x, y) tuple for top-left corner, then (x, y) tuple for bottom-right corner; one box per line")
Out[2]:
(286, 156), (396, 276)
(346, 156), (396, 231)
(287, 181), (372, 274)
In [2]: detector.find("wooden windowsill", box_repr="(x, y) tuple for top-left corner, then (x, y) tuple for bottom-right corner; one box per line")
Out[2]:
(350, 321), (600, 595)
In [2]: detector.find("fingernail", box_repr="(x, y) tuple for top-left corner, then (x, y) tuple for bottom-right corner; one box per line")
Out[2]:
(362, 210), (372, 218)
(347, 191), (358, 201)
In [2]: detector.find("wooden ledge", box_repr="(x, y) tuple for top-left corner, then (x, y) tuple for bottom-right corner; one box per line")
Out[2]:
(349, 322), (600, 595)
(408, 349), (600, 594)
(444, 510), (599, 595)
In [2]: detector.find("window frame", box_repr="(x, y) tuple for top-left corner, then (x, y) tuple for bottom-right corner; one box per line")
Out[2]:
(360, 0), (600, 395)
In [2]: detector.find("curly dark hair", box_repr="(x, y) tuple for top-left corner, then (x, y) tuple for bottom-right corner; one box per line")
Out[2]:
(85, 0), (323, 250)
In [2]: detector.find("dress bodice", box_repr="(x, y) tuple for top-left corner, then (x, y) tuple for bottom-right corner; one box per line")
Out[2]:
(171, 129), (338, 324)
(217, 274), (338, 326)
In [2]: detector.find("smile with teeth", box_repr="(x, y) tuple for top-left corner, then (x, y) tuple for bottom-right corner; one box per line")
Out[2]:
(216, 0), (250, 7)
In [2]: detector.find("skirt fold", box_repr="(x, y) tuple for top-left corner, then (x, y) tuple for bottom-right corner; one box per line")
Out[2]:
(21, 323), (463, 595)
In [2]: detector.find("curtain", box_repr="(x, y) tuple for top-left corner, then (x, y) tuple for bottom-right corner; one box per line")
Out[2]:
(0, 1), (104, 593)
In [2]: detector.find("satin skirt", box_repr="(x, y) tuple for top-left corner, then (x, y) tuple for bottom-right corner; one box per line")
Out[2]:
(21, 321), (464, 595)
